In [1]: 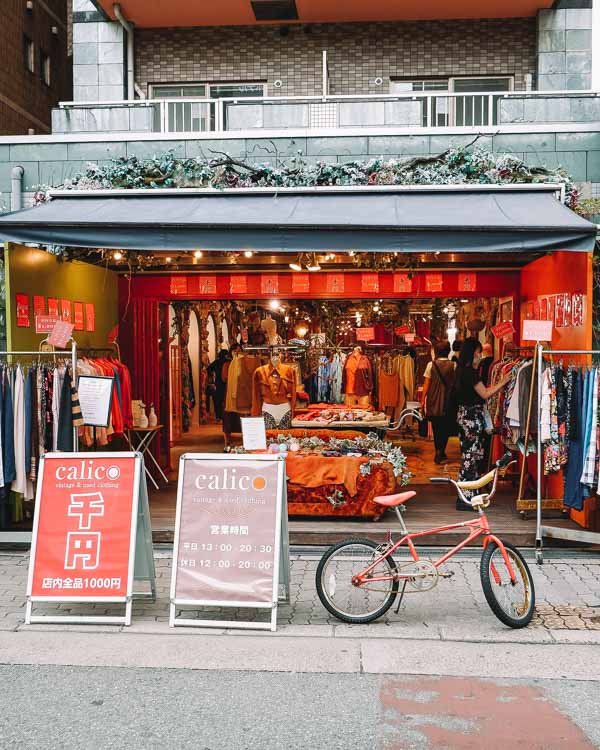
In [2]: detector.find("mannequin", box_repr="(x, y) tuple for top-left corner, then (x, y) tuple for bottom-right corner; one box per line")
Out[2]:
(252, 350), (296, 429)
(260, 312), (278, 345)
(342, 345), (372, 407)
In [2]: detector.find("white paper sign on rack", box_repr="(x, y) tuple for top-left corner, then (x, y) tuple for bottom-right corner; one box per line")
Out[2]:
(522, 319), (553, 342)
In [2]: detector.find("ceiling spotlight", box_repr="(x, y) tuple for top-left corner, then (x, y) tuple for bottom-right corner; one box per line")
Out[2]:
(269, 299), (280, 310)
(244, 250), (254, 258)
(348, 251), (355, 257)
(165, 256), (172, 263)
(112, 251), (123, 261)
(193, 250), (203, 258)
(307, 253), (321, 272)
(289, 261), (302, 271)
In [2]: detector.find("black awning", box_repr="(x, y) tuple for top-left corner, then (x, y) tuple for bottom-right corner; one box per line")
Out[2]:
(0, 187), (595, 253)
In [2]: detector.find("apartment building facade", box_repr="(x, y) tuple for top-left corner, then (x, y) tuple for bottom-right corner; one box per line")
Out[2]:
(0, 0), (71, 136)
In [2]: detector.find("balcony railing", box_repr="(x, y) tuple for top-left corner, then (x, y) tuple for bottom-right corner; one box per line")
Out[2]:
(52, 90), (600, 135)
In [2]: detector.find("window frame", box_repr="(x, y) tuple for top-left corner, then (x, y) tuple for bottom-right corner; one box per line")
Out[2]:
(40, 50), (51, 87)
(149, 81), (267, 100)
(23, 35), (35, 74)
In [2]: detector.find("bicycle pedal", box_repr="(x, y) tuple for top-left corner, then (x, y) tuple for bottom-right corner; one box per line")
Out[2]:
(438, 570), (455, 579)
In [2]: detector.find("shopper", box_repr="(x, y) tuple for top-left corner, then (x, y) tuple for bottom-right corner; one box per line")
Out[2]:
(206, 348), (230, 421)
(449, 339), (462, 362)
(479, 342), (494, 386)
(422, 340), (456, 464)
(454, 339), (509, 511)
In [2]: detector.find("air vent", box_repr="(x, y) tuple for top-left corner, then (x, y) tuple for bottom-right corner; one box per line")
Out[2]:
(251, 0), (298, 21)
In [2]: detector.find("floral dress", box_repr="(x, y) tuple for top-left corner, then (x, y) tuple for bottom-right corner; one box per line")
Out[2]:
(456, 404), (487, 501)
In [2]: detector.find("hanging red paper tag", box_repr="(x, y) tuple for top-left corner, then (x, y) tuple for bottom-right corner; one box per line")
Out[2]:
(47, 298), (59, 318)
(425, 273), (443, 292)
(170, 276), (188, 295)
(361, 273), (379, 293)
(73, 302), (84, 331)
(193, 276), (217, 295)
(16, 293), (30, 328)
(260, 274), (279, 296)
(458, 272), (477, 292)
(33, 295), (46, 317)
(393, 274), (412, 293)
(291, 274), (310, 294)
(85, 303), (95, 332)
(326, 274), (345, 294)
(230, 276), (248, 295)
(60, 299), (72, 322)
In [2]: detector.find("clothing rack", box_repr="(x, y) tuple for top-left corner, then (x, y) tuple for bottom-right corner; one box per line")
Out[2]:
(535, 345), (600, 564)
(0, 340), (78, 544)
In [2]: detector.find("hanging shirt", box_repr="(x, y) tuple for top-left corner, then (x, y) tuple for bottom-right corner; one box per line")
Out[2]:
(581, 368), (598, 487)
(12, 366), (33, 500)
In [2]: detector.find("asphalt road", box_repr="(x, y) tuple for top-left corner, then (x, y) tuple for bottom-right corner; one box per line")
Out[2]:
(0, 665), (598, 750)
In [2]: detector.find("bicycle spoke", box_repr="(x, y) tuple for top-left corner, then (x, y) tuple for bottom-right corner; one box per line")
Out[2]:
(320, 543), (396, 620)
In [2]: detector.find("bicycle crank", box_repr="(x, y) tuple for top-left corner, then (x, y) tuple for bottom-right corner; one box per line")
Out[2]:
(395, 559), (439, 592)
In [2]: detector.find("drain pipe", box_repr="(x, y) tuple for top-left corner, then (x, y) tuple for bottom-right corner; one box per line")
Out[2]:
(11, 166), (24, 211)
(113, 4), (134, 100)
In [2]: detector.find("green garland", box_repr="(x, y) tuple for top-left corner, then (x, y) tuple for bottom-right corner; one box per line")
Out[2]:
(57, 142), (581, 211)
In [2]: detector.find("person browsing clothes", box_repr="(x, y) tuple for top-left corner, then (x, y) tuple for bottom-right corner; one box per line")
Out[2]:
(454, 338), (510, 511)
(421, 340), (456, 465)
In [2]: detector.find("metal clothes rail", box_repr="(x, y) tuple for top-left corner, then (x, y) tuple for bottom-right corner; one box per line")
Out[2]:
(535, 345), (600, 563)
(0, 340), (78, 544)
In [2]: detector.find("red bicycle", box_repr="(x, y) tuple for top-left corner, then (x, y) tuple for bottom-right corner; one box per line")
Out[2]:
(316, 454), (535, 629)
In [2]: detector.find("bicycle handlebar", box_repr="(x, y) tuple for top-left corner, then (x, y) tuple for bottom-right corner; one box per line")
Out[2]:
(428, 452), (515, 507)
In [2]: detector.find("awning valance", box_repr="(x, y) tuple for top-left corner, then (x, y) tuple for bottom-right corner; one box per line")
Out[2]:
(0, 186), (595, 253)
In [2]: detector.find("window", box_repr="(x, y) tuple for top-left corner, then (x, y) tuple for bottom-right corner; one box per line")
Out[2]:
(150, 82), (266, 131)
(150, 82), (265, 100)
(40, 51), (51, 86)
(23, 35), (34, 73)
(390, 76), (513, 127)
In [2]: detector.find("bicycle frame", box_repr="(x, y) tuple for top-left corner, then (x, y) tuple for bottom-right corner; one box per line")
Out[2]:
(353, 510), (518, 586)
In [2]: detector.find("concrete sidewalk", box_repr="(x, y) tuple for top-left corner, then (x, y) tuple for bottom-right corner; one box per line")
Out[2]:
(1, 548), (599, 643)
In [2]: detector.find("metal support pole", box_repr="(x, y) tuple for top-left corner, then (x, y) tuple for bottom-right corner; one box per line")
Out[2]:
(536, 343), (543, 564)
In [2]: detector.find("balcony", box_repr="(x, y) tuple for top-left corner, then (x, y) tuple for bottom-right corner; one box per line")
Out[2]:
(52, 89), (600, 136)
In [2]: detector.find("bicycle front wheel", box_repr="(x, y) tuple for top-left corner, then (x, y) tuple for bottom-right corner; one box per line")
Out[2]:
(480, 541), (535, 628)
(316, 538), (398, 624)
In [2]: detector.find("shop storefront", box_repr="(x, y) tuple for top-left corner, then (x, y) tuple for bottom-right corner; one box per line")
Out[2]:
(0, 184), (596, 541)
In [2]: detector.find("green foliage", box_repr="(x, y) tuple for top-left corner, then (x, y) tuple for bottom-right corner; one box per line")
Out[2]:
(59, 142), (581, 210)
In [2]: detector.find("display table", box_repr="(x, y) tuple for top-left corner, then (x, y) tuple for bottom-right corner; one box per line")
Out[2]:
(291, 417), (389, 437)
(265, 429), (398, 519)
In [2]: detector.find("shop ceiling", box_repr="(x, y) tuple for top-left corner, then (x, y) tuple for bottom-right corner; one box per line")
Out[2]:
(0, 185), (594, 255)
(93, 0), (554, 27)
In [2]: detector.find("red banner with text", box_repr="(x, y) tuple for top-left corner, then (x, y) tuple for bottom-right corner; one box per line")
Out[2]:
(29, 455), (139, 599)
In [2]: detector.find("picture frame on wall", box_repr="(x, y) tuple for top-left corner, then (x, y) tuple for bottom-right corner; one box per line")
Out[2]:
(572, 293), (584, 327)
(555, 293), (565, 328)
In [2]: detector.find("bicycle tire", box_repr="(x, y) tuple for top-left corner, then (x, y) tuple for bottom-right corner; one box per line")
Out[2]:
(480, 540), (535, 628)
(316, 538), (399, 624)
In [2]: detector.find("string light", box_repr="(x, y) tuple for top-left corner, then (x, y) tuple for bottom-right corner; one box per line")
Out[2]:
(193, 250), (203, 258)
(165, 256), (172, 263)
(269, 300), (280, 310)
(112, 251), (123, 261)
(244, 250), (254, 258)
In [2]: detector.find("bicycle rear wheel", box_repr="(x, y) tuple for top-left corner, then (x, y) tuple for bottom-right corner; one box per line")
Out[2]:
(316, 538), (398, 624)
(480, 541), (535, 628)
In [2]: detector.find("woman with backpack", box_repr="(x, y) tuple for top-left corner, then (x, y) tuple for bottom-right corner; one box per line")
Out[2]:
(454, 338), (510, 511)
(422, 340), (456, 465)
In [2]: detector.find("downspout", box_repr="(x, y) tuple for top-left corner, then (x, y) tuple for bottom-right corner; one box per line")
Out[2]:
(10, 166), (24, 211)
(113, 4), (134, 100)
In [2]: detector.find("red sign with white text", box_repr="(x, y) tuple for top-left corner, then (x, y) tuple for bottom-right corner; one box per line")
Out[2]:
(16, 293), (30, 327)
(361, 273), (379, 293)
(491, 321), (515, 340)
(393, 273), (412, 293)
(230, 276), (248, 295)
(48, 320), (74, 348)
(425, 273), (444, 292)
(356, 327), (375, 341)
(291, 273), (309, 294)
(35, 315), (59, 334)
(29, 455), (138, 599)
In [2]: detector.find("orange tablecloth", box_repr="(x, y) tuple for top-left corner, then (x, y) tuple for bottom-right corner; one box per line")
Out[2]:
(285, 453), (370, 497)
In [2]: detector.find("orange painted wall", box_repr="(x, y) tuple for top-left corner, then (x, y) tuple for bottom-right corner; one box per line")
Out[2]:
(520, 251), (597, 531)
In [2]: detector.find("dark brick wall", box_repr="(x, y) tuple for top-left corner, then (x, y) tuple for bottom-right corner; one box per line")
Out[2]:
(135, 18), (537, 97)
(0, 0), (71, 135)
